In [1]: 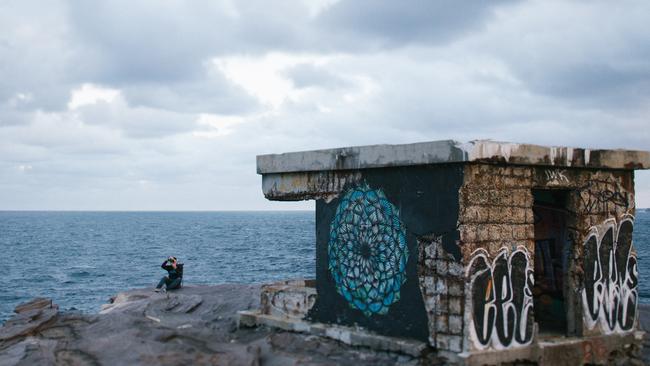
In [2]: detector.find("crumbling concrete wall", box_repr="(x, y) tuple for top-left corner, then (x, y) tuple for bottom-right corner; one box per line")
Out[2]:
(417, 234), (465, 352)
(260, 280), (317, 319)
(538, 168), (637, 338)
(459, 164), (536, 352)
(458, 163), (638, 354)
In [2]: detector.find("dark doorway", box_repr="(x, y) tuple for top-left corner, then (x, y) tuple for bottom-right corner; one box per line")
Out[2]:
(532, 189), (569, 335)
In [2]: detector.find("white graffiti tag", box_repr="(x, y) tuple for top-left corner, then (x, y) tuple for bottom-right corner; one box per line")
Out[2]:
(467, 246), (534, 350)
(582, 216), (638, 334)
(545, 169), (570, 185)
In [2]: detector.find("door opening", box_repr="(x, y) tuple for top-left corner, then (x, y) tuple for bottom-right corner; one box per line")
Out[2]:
(532, 189), (569, 335)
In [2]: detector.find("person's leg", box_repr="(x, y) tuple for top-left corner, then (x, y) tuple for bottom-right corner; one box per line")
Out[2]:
(166, 277), (182, 290)
(156, 276), (169, 289)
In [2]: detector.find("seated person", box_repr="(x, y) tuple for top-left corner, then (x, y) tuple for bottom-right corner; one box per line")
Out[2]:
(154, 256), (183, 292)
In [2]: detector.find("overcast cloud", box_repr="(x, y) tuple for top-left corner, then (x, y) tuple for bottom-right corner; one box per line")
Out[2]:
(1, 0), (649, 210)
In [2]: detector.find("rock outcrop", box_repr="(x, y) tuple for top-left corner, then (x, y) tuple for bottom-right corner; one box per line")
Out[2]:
(2, 285), (649, 365)
(0, 285), (427, 365)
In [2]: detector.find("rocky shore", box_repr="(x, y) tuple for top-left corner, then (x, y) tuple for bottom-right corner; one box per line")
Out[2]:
(0, 285), (648, 365)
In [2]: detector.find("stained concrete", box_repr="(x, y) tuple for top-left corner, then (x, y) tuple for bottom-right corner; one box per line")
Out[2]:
(238, 310), (429, 357)
(257, 140), (650, 175)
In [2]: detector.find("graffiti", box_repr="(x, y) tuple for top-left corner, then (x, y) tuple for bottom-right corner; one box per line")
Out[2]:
(578, 180), (631, 215)
(467, 246), (534, 350)
(544, 169), (569, 185)
(328, 184), (408, 316)
(582, 216), (637, 333)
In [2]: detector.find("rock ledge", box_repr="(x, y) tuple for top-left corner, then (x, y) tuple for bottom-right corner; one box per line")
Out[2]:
(0, 285), (434, 365)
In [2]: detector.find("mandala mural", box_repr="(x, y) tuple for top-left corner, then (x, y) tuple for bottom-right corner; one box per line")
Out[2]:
(328, 184), (408, 316)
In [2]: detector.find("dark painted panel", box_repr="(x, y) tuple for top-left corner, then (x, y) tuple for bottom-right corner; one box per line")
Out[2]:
(308, 164), (464, 341)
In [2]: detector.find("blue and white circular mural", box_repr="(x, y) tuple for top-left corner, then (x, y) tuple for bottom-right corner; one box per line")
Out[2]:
(328, 184), (408, 316)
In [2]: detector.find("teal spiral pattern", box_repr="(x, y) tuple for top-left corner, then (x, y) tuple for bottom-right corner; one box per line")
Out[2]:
(328, 184), (408, 316)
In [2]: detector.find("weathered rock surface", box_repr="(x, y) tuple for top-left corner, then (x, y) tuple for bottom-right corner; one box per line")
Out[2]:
(0, 285), (427, 365)
(1, 286), (648, 365)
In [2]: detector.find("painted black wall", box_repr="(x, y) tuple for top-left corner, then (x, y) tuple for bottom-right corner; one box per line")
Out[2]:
(308, 164), (464, 341)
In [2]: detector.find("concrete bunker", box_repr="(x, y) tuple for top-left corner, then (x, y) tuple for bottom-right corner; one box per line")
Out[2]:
(241, 140), (649, 365)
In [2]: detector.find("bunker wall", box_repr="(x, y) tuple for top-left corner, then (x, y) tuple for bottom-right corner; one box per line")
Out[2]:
(459, 163), (638, 353)
(308, 164), (465, 342)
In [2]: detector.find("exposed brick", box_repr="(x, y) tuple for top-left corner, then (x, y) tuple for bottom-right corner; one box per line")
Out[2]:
(436, 260), (448, 274)
(511, 207), (527, 224)
(425, 258), (434, 269)
(448, 262), (464, 277)
(476, 224), (490, 242)
(513, 224), (533, 240)
(423, 276), (434, 291)
(448, 278), (464, 297)
(512, 167), (531, 177)
(449, 315), (463, 334)
(449, 297), (463, 315)
(435, 279), (447, 294)
(525, 209), (534, 224)
(462, 205), (480, 222)
(488, 206), (505, 223)
(436, 314), (449, 333)
(425, 295), (437, 310)
(438, 294), (449, 311)
(503, 176), (524, 188)
(459, 224), (477, 242)
(487, 224), (501, 241)
(457, 165), (637, 353)
(510, 189), (530, 207)
(439, 335), (463, 353)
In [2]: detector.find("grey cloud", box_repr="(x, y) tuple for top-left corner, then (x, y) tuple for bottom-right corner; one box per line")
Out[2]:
(65, 1), (310, 84)
(0, 107), (32, 127)
(464, 0), (650, 109)
(121, 77), (260, 115)
(515, 62), (650, 107)
(65, 1), (220, 83)
(64, 0), (515, 83)
(0, 1), (78, 112)
(316, 0), (521, 48)
(77, 99), (198, 139)
(2, 0), (650, 210)
(283, 63), (351, 89)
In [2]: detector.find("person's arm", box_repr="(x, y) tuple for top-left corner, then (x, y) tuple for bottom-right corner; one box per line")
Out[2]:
(161, 261), (170, 270)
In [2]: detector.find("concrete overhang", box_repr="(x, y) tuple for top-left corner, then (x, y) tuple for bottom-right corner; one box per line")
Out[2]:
(256, 140), (650, 201)
(257, 140), (650, 174)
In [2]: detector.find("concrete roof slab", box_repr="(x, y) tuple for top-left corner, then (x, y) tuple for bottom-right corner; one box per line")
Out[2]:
(256, 140), (650, 174)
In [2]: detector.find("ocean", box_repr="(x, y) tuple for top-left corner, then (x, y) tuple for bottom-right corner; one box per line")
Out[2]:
(2, 210), (650, 324)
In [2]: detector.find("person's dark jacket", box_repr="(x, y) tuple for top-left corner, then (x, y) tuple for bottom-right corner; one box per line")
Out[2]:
(161, 261), (184, 280)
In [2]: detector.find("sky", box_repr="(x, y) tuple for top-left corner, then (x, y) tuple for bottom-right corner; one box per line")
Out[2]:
(1, 0), (649, 210)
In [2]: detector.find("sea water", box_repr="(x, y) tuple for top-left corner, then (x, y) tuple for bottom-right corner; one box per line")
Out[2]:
(1, 211), (314, 323)
(1, 210), (650, 324)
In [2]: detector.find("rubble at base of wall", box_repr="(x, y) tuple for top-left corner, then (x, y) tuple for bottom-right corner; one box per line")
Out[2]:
(260, 279), (317, 319)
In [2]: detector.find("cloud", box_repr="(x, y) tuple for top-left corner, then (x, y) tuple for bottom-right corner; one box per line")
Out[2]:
(1, 0), (650, 210)
(462, 0), (650, 108)
(283, 63), (351, 89)
(120, 70), (260, 115)
(0, 1), (76, 112)
(316, 0), (521, 49)
(76, 95), (198, 139)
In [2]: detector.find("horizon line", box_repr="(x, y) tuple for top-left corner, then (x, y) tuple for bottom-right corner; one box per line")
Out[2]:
(0, 209), (314, 212)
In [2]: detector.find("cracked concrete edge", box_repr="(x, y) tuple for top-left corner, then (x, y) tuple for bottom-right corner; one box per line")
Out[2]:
(256, 139), (650, 174)
(237, 310), (647, 365)
(236, 310), (427, 357)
